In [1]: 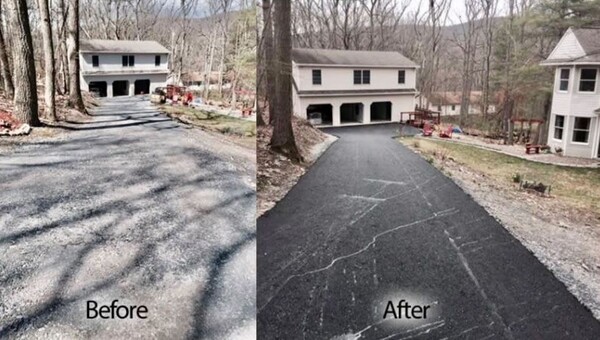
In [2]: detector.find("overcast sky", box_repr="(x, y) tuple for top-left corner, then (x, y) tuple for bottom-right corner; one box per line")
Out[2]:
(406, 0), (509, 25)
(183, 0), (509, 24)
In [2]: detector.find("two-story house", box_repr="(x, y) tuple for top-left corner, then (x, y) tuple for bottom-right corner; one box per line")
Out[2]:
(541, 27), (600, 159)
(291, 48), (419, 126)
(79, 40), (169, 98)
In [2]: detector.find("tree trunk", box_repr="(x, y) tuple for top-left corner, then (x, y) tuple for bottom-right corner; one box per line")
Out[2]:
(217, 30), (226, 95)
(67, 0), (86, 112)
(502, 0), (515, 145)
(538, 92), (552, 144)
(230, 74), (238, 108)
(58, 0), (70, 95)
(203, 30), (216, 100)
(0, 0), (14, 99)
(37, 0), (57, 121)
(256, 0), (266, 126)
(269, 0), (301, 161)
(8, 0), (39, 125)
(263, 0), (276, 124)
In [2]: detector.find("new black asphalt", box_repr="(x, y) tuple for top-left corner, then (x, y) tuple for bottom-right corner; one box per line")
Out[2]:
(257, 124), (600, 339)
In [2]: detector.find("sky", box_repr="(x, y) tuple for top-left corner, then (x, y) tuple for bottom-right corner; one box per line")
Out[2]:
(405, 0), (509, 25)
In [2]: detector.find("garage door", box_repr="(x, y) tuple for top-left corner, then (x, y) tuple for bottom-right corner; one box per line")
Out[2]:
(89, 81), (107, 97)
(371, 102), (392, 121)
(113, 81), (129, 97)
(134, 79), (150, 95)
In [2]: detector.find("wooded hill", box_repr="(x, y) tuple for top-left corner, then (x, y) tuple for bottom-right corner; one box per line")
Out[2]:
(290, 0), (600, 143)
(0, 0), (256, 127)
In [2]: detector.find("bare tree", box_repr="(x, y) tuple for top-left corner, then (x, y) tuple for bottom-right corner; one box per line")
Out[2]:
(263, 0), (276, 124)
(216, 0), (233, 95)
(503, 0), (516, 145)
(453, 0), (482, 125)
(67, 0), (86, 111)
(56, 0), (70, 95)
(270, 0), (300, 161)
(480, 0), (497, 116)
(8, 0), (39, 125)
(414, 0), (450, 108)
(37, 0), (57, 121)
(0, 0), (14, 99)
(256, 0), (266, 125)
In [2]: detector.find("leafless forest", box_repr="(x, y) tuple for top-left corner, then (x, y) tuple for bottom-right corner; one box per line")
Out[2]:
(0, 0), (256, 124)
(258, 0), (600, 152)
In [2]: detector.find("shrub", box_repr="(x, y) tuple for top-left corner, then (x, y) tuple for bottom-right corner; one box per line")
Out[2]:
(554, 147), (563, 156)
(512, 173), (522, 183)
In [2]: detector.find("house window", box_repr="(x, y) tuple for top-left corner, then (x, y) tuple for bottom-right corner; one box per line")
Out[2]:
(437, 105), (442, 111)
(451, 105), (456, 111)
(312, 69), (321, 85)
(353, 70), (370, 84)
(362, 70), (370, 84)
(92, 55), (99, 67)
(155, 55), (161, 66)
(579, 69), (597, 92)
(398, 70), (405, 84)
(553, 115), (564, 140)
(559, 69), (569, 91)
(572, 117), (590, 143)
(122, 55), (135, 67)
(353, 70), (361, 84)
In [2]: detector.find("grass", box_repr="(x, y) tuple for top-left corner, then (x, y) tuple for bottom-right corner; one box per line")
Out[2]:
(160, 105), (256, 147)
(399, 137), (600, 214)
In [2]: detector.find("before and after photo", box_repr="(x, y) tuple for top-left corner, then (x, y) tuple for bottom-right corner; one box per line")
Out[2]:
(1, 0), (600, 339)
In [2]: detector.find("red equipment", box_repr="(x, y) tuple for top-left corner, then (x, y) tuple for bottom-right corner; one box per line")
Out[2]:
(422, 123), (433, 137)
(525, 143), (541, 154)
(439, 126), (453, 138)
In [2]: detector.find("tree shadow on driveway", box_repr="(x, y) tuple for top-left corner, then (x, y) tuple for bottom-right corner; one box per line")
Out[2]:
(0, 98), (256, 338)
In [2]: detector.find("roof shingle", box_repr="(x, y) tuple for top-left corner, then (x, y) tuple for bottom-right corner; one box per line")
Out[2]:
(80, 40), (169, 54)
(542, 27), (600, 65)
(292, 48), (418, 68)
(572, 27), (600, 55)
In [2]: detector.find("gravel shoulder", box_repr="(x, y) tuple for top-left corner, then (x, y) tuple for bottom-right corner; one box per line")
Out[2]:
(400, 136), (600, 320)
(257, 118), (336, 217)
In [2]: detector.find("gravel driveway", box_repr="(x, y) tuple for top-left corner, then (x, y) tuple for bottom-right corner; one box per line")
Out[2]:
(0, 97), (256, 339)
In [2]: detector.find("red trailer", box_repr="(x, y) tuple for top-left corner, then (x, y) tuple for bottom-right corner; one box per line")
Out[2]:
(400, 108), (441, 128)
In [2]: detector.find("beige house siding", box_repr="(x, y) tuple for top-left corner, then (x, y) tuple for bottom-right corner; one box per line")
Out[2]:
(296, 67), (417, 92)
(292, 51), (418, 127)
(547, 29), (586, 60)
(294, 94), (415, 125)
(547, 66), (600, 158)
(80, 73), (168, 97)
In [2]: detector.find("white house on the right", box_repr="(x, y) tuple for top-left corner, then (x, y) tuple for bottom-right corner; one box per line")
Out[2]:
(541, 27), (600, 158)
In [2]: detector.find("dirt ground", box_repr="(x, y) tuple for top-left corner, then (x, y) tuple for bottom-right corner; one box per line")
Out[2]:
(0, 91), (96, 151)
(257, 117), (336, 217)
(442, 133), (600, 167)
(401, 138), (600, 320)
(160, 105), (256, 150)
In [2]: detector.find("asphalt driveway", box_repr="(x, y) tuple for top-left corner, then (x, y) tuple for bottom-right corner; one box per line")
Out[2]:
(0, 97), (256, 339)
(257, 124), (600, 339)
